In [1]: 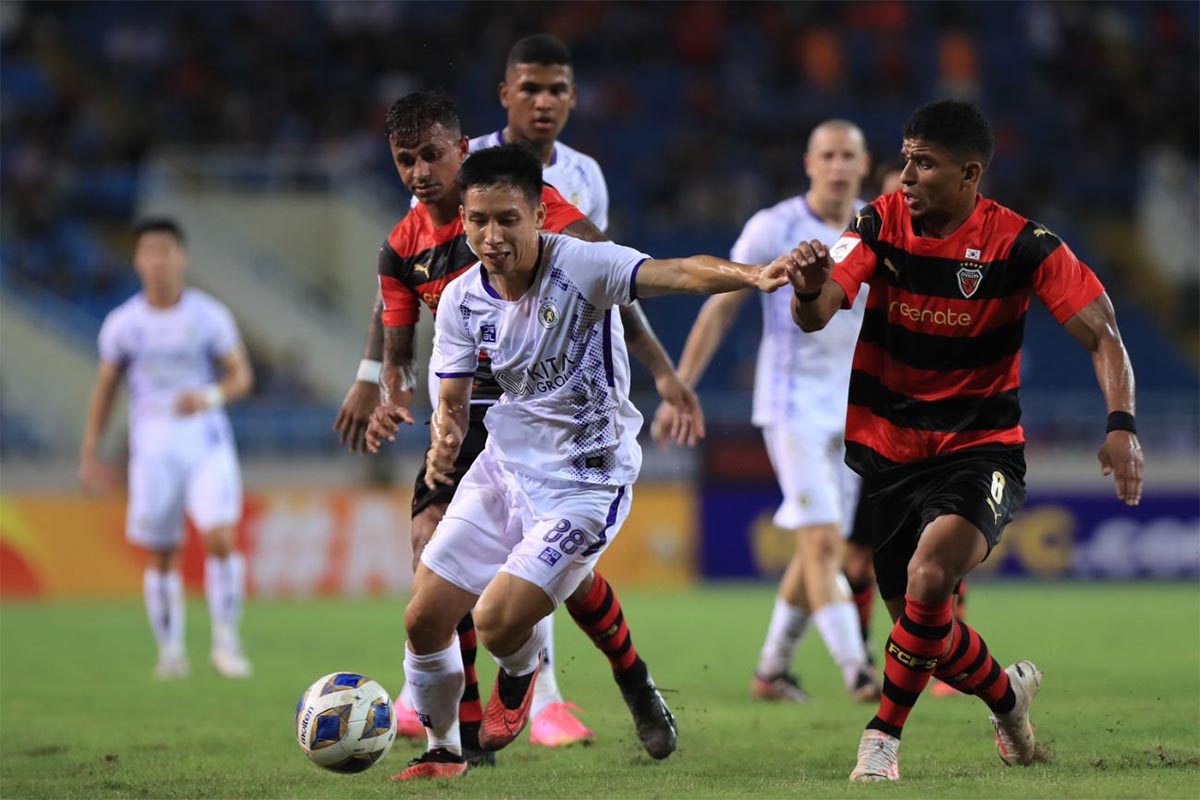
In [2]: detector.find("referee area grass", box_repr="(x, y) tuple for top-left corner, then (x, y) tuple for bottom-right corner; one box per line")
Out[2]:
(2, 583), (1197, 799)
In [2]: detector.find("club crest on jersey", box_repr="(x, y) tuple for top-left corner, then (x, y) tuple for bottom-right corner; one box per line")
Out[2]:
(481, 323), (496, 343)
(956, 266), (984, 298)
(538, 299), (561, 329)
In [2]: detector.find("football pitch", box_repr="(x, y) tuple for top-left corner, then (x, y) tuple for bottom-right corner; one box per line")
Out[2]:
(2, 583), (1197, 799)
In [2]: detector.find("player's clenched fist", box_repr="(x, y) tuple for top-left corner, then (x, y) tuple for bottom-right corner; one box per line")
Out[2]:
(424, 424), (462, 489)
(364, 403), (414, 453)
(783, 239), (832, 295)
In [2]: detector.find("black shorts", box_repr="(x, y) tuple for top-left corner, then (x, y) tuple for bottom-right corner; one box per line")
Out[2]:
(411, 405), (490, 518)
(845, 490), (876, 548)
(864, 445), (1027, 600)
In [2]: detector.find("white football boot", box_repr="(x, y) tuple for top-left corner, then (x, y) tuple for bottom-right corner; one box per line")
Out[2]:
(991, 660), (1043, 766)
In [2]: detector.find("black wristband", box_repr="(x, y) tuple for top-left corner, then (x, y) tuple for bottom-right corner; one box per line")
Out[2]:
(1106, 411), (1137, 435)
(794, 288), (822, 303)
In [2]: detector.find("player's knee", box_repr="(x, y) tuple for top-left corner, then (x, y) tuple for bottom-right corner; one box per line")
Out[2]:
(798, 525), (839, 565)
(472, 599), (519, 653)
(404, 597), (455, 653)
(906, 558), (956, 601)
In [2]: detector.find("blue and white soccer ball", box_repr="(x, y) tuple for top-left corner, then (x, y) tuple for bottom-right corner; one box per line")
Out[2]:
(295, 672), (396, 773)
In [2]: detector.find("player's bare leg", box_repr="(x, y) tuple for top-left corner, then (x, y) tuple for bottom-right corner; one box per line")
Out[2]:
(201, 523), (250, 678)
(474, 572), (553, 751)
(144, 548), (188, 679)
(394, 564), (477, 781)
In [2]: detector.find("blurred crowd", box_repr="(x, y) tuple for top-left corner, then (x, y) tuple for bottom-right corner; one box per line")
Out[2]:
(1, 0), (1196, 444)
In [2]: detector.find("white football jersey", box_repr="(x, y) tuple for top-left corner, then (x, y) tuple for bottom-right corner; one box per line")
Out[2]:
(98, 289), (240, 449)
(431, 233), (644, 486)
(731, 196), (869, 433)
(470, 131), (610, 232)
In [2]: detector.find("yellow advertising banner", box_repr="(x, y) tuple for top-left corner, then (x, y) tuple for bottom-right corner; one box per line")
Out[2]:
(0, 483), (697, 598)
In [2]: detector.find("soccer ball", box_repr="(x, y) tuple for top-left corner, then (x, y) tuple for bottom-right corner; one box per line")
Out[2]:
(295, 672), (396, 773)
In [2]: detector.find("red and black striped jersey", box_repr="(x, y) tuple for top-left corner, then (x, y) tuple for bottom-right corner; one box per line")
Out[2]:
(377, 185), (586, 402)
(829, 191), (1104, 477)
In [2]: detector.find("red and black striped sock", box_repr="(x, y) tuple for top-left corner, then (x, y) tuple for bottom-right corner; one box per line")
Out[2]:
(456, 613), (483, 738)
(847, 577), (875, 647)
(933, 619), (1016, 715)
(566, 572), (644, 679)
(867, 595), (954, 739)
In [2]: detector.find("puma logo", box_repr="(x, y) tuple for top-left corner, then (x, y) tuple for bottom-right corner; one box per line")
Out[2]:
(884, 258), (901, 281)
(412, 262), (430, 279)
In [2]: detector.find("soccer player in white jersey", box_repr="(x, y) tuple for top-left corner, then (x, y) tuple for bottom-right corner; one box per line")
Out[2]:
(468, 32), (613, 747)
(365, 144), (789, 780)
(471, 34), (610, 233)
(79, 218), (255, 680)
(662, 121), (881, 704)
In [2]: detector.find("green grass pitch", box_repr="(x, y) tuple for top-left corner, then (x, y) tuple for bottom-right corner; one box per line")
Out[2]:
(3, 583), (1198, 798)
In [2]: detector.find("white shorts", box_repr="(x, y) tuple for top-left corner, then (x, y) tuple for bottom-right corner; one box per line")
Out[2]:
(420, 445), (631, 607)
(127, 444), (243, 550)
(762, 426), (860, 534)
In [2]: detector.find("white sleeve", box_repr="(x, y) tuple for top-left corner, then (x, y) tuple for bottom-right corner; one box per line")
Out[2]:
(568, 239), (650, 309)
(729, 210), (778, 265)
(205, 299), (242, 358)
(430, 289), (478, 380)
(589, 161), (610, 234)
(97, 312), (125, 366)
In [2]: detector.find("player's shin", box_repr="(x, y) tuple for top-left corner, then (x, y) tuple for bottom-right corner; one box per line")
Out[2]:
(933, 620), (1016, 714)
(565, 572), (642, 677)
(868, 595), (953, 738)
(405, 637), (466, 755)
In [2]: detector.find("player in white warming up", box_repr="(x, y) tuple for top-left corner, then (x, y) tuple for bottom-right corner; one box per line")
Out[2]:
(366, 144), (789, 780)
(663, 120), (880, 704)
(79, 218), (255, 680)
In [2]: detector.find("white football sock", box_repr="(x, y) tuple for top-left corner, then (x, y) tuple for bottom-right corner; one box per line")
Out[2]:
(204, 554), (245, 650)
(144, 568), (185, 655)
(405, 638), (464, 755)
(493, 620), (546, 678)
(531, 614), (563, 719)
(757, 596), (810, 677)
(813, 601), (869, 688)
(399, 679), (414, 710)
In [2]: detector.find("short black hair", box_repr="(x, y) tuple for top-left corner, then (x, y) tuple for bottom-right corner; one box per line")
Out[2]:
(385, 89), (460, 147)
(456, 144), (543, 208)
(506, 34), (572, 68)
(903, 100), (995, 169)
(133, 216), (185, 245)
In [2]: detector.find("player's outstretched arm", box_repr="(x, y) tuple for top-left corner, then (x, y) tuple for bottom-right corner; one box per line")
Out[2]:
(79, 361), (123, 494)
(635, 254), (788, 298)
(364, 324), (416, 453)
(423, 377), (471, 489)
(1063, 292), (1143, 506)
(335, 290), (386, 452)
(785, 240), (845, 332)
(176, 345), (254, 415)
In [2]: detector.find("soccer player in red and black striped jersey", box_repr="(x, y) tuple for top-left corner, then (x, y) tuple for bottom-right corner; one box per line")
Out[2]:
(784, 100), (1143, 781)
(341, 90), (687, 776)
